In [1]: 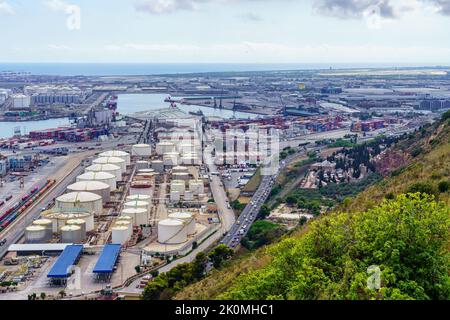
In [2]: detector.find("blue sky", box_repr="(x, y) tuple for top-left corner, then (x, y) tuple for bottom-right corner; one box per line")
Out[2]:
(1, 0), (450, 63)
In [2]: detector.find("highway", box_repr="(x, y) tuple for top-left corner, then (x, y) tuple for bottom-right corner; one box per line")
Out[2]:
(221, 149), (313, 249)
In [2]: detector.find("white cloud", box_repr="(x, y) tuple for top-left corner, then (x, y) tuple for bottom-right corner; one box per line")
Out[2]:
(44, 0), (77, 13)
(47, 44), (72, 50)
(0, 2), (14, 15)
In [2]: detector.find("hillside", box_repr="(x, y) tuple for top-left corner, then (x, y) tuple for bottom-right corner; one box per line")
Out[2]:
(175, 118), (450, 300)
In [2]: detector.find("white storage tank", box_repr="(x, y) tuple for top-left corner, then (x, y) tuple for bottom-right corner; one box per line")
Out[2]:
(85, 163), (122, 182)
(76, 171), (117, 191)
(112, 226), (130, 245)
(173, 166), (188, 174)
(158, 219), (188, 244)
(163, 153), (179, 167)
(136, 161), (150, 170)
(170, 191), (181, 202)
(42, 209), (95, 233)
(172, 172), (189, 181)
(99, 150), (131, 166)
(122, 208), (149, 227)
(168, 212), (196, 235)
(93, 157), (126, 173)
(32, 219), (53, 240)
(56, 192), (103, 216)
(66, 219), (87, 239)
(181, 156), (200, 166)
(25, 225), (49, 244)
(184, 190), (194, 202)
(124, 200), (150, 212)
(170, 180), (186, 195)
(138, 168), (155, 175)
(117, 215), (133, 224)
(67, 181), (111, 203)
(156, 142), (175, 155)
(115, 220), (133, 237)
(189, 180), (205, 195)
(132, 144), (152, 158)
(61, 225), (83, 244)
(126, 194), (152, 202)
(151, 160), (164, 173)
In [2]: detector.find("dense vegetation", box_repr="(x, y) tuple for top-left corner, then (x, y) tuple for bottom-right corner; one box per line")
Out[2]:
(219, 194), (450, 300)
(141, 245), (234, 300)
(241, 221), (285, 251)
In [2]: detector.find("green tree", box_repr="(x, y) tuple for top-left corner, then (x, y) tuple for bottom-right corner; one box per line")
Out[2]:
(219, 194), (450, 300)
(208, 245), (234, 269)
(192, 252), (208, 279)
(40, 292), (46, 300)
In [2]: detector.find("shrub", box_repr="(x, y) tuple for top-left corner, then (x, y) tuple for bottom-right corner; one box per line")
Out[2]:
(438, 180), (450, 193)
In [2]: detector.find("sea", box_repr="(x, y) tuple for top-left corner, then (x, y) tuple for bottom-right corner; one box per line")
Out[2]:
(0, 62), (436, 77)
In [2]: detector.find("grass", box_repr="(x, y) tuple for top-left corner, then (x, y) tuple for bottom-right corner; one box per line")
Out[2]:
(242, 168), (262, 193)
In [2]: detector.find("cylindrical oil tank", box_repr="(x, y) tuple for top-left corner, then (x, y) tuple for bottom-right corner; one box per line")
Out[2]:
(112, 226), (130, 245)
(132, 144), (152, 158)
(115, 220), (132, 237)
(158, 219), (188, 244)
(93, 157), (126, 173)
(170, 191), (181, 202)
(177, 142), (195, 154)
(25, 225), (48, 244)
(126, 194), (151, 202)
(60, 225), (83, 244)
(124, 200), (150, 213)
(184, 190), (194, 202)
(66, 219), (87, 239)
(138, 169), (156, 175)
(136, 161), (150, 170)
(172, 166), (188, 174)
(172, 172), (189, 181)
(189, 180), (205, 195)
(129, 186), (153, 197)
(32, 219), (53, 240)
(170, 180), (185, 195)
(180, 156), (200, 166)
(42, 210), (95, 233)
(67, 181), (111, 203)
(99, 150), (131, 166)
(122, 208), (149, 226)
(76, 171), (116, 191)
(56, 192), (103, 216)
(151, 160), (164, 173)
(163, 153), (179, 167)
(168, 212), (196, 235)
(85, 163), (122, 182)
(156, 142), (175, 155)
(117, 215), (133, 224)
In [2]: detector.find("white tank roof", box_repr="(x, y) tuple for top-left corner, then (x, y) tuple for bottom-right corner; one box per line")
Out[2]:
(67, 181), (110, 191)
(57, 192), (102, 203)
(112, 226), (129, 231)
(169, 212), (192, 219)
(86, 163), (120, 172)
(60, 225), (81, 232)
(77, 171), (115, 180)
(26, 225), (46, 232)
(93, 157), (125, 165)
(159, 218), (184, 226)
(133, 144), (151, 148)
(33, 219), (53, 225)
(122, 208), (147, 214)
(124, 200), (149, 207)
(127, 194), (151, 201)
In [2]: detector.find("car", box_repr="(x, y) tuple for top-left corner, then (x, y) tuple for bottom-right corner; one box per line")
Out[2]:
(0, 239), (7, 247)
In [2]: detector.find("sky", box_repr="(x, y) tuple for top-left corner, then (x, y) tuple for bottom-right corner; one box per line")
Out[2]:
(1, 0), (450, 64)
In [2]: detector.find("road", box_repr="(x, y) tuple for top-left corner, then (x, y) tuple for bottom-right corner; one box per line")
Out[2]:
(221, 149), (315, 248)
